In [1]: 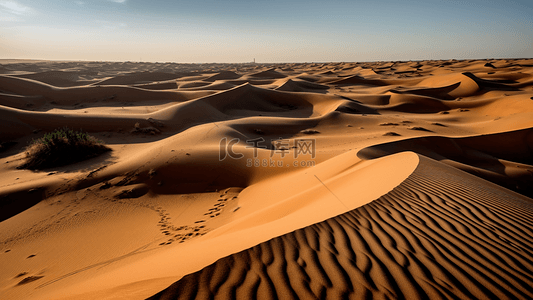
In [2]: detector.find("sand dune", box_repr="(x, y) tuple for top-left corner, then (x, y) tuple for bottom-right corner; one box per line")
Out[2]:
(275, 78), (330, 93)
(358, 128), (533, 197)
(203, 71), (242, 82)
(0, 59), (532, 300)
(247, 69), (287, 79)
(150, 156), (533, 300)
(11, 71), (89, 87)
(95, 72), (184, 86)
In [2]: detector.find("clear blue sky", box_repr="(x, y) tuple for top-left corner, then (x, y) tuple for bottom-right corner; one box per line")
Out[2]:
(1, 0), (531, 62)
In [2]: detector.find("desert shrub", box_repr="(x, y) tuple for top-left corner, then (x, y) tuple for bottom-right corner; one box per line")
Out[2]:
(21, 127), (111, 170)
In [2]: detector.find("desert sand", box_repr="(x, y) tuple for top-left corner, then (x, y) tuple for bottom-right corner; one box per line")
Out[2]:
(0, 58), (532, 299)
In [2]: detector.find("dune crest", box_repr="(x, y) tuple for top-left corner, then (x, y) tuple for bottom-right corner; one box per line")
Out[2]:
(150, 156), (533, 300)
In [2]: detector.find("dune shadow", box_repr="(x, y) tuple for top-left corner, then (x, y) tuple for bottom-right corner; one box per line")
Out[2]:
(41, 150), (116, 174)
(358, 128), (533, 197)
(0, 187), (44, 222)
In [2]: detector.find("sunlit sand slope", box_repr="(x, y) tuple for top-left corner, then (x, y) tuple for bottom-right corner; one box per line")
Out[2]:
(150, 156), (533, 300)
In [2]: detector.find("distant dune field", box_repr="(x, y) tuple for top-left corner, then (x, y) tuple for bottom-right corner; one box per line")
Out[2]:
(0, 59), (532, 300)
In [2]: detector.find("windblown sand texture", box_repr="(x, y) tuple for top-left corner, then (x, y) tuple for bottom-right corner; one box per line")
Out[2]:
(0, 59), (532, 300)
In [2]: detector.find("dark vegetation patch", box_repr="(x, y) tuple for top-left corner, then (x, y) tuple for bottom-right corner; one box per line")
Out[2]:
(19, 128), (110, 170)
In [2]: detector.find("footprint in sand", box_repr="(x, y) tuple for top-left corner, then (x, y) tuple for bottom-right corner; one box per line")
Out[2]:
(158, 189), (242, 246)
(14, 272), (28, 278)
(383, 132), (401, 136)
(17, 276), (44, 286)
(409, 126), (432, 132)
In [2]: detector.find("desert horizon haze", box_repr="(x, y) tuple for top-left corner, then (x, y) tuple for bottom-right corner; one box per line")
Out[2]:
(1, 0), (532, 62)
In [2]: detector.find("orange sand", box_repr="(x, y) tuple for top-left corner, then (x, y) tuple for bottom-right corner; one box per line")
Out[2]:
(0, 59), (532, 299)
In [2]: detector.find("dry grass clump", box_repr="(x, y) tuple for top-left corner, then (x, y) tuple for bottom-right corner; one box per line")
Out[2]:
(20, 128), (110, 170)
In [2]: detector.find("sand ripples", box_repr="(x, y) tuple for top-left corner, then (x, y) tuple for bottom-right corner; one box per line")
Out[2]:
(151, 156), (533, 300)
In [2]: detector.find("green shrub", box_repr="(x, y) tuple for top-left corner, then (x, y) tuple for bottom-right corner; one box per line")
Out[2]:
(21, 127), (111, 170)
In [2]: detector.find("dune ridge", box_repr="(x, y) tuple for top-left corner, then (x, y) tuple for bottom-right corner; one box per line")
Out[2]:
(150, 156), (533, 300)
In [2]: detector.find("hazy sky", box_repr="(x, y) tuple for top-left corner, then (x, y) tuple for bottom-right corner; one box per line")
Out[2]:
(0, 0), (531, 63)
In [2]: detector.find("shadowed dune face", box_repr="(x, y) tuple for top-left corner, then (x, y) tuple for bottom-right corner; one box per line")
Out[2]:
(0, 59), (533, 300)
(358, 128), (533, 197)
